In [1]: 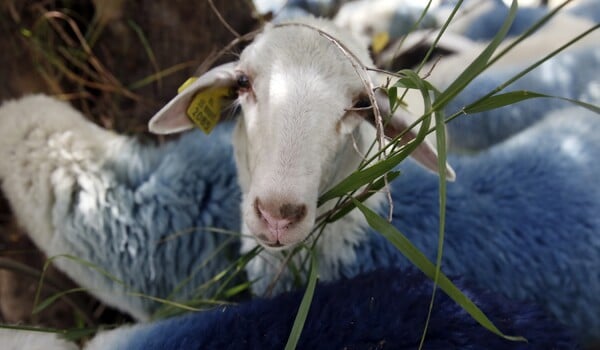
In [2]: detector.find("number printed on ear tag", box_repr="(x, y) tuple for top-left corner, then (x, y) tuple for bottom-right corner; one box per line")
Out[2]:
(186, 87), (230, 134)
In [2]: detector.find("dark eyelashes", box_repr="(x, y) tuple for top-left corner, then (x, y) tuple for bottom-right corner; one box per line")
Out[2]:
(353, 97), (372, 109)
(236, 73), (251, 91)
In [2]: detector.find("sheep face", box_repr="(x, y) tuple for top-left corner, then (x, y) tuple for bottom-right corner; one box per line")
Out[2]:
(148, 18), (453, 250)
(230, 23), (377, 248)
(232, 37), (369, 248)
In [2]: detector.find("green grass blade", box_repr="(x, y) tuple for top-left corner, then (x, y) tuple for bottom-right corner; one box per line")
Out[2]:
(129, 292), (231, 312)
(164, 235), (237, 300)
(434, 0), (518, 110)
(392, 73), (440, 98)
(319, 144), (418, 206)
(284, 250), (318, 350)
(465, 90), (600, 114)
(44, 254), (126, 286)
(485, 0), (577, 71)
(222, 281), (253, 299)
(386, 0), (441, 72)
(127, 20), (160, 84)
(414, 0), (463, 74)
(33, 287), (89, 314)
(34, 254), (127, 315)
(325, 171), (401, 223)
(388, 86), (398, 110)
(418, 108), (450, 348)
(465, 90), (548, 113)
(352, 199), (526, 342)
(445, 23), (599, 125)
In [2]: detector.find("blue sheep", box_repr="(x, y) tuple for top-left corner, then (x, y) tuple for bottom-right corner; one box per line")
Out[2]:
(391, 9), (600, 152)
(84, 267), (578, 350)
(437, 0), (548, 42)
(445, 44), (600, 151)
(438, 0), (600, 152)
(1, 94), (598, 345)
(437, 0), (599, 41)
(371, 1), (599, 152)
(0, 95), (241, 321)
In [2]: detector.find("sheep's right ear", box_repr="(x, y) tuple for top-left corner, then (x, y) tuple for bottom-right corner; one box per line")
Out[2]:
(148, 62), (238, 135)
(368, 89), (456, 181)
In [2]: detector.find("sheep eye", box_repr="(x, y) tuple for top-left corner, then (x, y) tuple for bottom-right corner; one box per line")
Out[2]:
(344, 96), (372, 116)
(236, 74), (251, 90)
(353, 98), (371, 109)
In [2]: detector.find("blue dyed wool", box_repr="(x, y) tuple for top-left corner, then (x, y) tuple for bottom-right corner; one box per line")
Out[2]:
(445, 45), (600, 152)
(568, 0), (600, 23)
(376, 109), (600, 343)
(439, 1), (600, 152)
(65, 127), (242, 313)
(1, 94), (598, 343)
(0, 95), (241, 320)
(462, 3), (546, 41)
(60, 126), (242, 317)
(85, 267), (578, 350)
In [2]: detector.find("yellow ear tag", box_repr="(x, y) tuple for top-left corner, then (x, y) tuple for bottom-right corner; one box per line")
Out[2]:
(185, 87), (230, 134)
(177, 77), (198, 93)
(177, 77), (230, 134)
(371, 32), (390, 55)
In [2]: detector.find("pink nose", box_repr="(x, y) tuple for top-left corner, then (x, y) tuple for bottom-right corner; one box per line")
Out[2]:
(255, 198), (307, 243)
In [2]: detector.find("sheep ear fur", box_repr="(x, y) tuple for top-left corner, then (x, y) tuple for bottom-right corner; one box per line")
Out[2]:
(148, 62), (238, 134)
(370, 89), (456, 181)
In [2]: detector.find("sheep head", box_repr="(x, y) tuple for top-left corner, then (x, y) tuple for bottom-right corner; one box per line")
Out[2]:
(149, 18), (454, 250)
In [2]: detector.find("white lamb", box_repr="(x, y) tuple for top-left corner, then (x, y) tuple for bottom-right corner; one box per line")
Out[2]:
(149, 16), (454, 294)
(0, 95), (155, 320)
(0, 329), (77, 350)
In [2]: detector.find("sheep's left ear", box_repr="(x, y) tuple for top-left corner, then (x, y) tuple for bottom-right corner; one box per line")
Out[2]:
(368, 89), (456, 181)
(148, 62), (238, 135)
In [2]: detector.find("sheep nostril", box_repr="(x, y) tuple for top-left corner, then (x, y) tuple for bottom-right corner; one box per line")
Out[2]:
(254, 198), (307, 227)
(254, 198), (264, 219)
(279, 203), (307, 222)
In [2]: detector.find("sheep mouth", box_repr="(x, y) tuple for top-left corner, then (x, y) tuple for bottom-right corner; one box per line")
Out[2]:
(255, 233), (306, 251)
(264, 241), (284, 249)
(255, 233), (285, 249)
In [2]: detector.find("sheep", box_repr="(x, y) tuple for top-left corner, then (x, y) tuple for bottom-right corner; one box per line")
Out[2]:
(152, 104), (600, 343)
(0, 94), (241, 321)
(253, 0), (347, 21)
(378, 8), (600, 151)
(444, 44), (600, 151)
(147, 16), (600, 342)
(1, 95), (595, 346)
(84, 267), (578, 350)
(377, 107), (600, 343)
(0, 11), (598, 346)
(0, 329), (78, 350)
(568, 0), (600, 23)
(432, 0), (547, 42)
(333, 0), (438, 47)
(148, 16), (455, 295)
